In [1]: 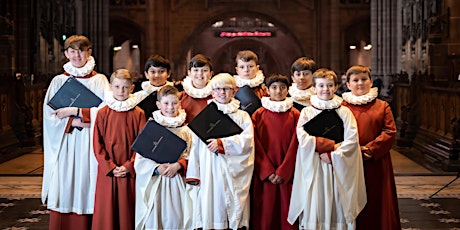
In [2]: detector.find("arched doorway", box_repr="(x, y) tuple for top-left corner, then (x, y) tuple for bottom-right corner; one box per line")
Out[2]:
(174, 14), (305, 79)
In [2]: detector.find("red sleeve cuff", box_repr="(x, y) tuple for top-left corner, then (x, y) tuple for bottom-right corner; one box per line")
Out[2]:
(216, 139), (225, 154)
(186, 178), (200, 186)
(81, 108), (91, 123)
(177, 158), (187, 177)
(64, 117), (75, 133)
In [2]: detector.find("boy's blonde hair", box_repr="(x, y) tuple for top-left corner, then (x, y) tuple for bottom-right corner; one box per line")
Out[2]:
(157, 85), (180, 102)
(209, 73), (236, 89)
(312, 68), (339, 86)
(110, 69), (133, 84)
(235, 50), (259, 64)
(345, 65), (371, 82)
(64, 35), (92, 51)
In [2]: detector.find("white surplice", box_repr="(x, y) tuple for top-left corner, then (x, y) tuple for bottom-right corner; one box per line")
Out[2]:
(134, 109), (193, 230)
(41, 56), (110, 214)
(288, 95), (367, 230)
(186, 98), (255, 230)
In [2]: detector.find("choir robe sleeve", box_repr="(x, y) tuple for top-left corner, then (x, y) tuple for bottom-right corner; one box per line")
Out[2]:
(275, 112), (299, 182)
(251, 110), (276, 181)
(365, 102), (396, 160)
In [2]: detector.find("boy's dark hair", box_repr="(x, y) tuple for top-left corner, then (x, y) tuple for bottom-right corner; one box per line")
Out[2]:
(312, 68), (339, 86)
(189, 54), (213, 71)
(235, 50), (259, 64)
(144, 54), (171, 73)
(265, 74), (290, 88)
(345, 65), (371, 82)
(157, 85), (180, 102)
(291, 57), (317, 75)
(64, 35), (92, 51)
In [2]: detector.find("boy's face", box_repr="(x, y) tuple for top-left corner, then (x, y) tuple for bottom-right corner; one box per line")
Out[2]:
(267, 82), (288, 101)
(188, 66), (212, 89)
(156, 94), (180, 117)
(64, 47), (92, 68)
(111, 78), (134, 101)
(346, 73), (372, 96)
(144, 66), (170, 87)
(235, 59), (259, 80)
(211, 85), (235, 104)
(291, 70), (313, 90)
(313, 78), (338, 101)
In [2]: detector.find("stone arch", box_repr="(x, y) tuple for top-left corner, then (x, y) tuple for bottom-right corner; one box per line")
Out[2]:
(172, 10), (306, 79)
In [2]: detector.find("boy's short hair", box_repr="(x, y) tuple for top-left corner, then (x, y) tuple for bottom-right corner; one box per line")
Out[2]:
(312, 68), (339, 86)
(265, 74), (290, 88)
(189, 54), (213, 71)
(64, 35), (92, 51)
(235, 50), (259, 64)
(209, 73), (236, 89)
(144, 54), (171, 73)
(157, 85), (180, 102)
(110, 69), (133, 84)
(345, 65), (371, 82)
(291, 57), (317, 74)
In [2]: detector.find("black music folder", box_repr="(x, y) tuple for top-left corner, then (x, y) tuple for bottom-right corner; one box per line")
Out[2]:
(235, 85), (262, 115)
(188, 102), (243, 143)
(48, 77), (102, 109)
(131, 119), (187, 164)
(303, 109), (344, 143)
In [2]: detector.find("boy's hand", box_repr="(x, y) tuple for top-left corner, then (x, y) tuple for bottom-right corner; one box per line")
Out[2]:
(113, 166), (128, 177)
(206, 139), (219, 153)
(269, 173), (284, 184)
(53, 107), (78, 119)
(160, 163), (182, 178)
(319, 153), (332, 164)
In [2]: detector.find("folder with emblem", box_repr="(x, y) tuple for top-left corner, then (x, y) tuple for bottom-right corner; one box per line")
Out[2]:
(188, 101), (243, 143)
(303, 109), (344, 143)
(131, 119), (187, 164)
(235, 85), (262, 115)
(48, 77), (103, 110)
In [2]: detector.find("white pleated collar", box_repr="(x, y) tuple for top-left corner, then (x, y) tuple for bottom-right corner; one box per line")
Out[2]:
(261, 97), (293, 113)
(209, 98), (240, 114)
(342, 87), (379, 105)
(105, 91), (139, 112)
(310, 94), (343, 110)
(234, 70), (265, 88)
(288, 84), (315, 105)
(141, 81), (173, 94)
(182, 76), (212, 98)
(152, 109), (186, 128)
(63, 56), (96, 76)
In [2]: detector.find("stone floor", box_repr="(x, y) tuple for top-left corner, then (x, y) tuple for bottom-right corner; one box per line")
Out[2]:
(0, 147), (459, 199)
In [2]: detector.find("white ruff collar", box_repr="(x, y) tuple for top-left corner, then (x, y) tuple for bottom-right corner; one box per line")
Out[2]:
(152, 109), (186, 128)
(310, 95), (343, 110)
(261, 97), (293, 113)
(342, 87), (379, 105)
(289, 84), (315, 105)
(63, 56), (96, 76)
(234, 70), (265, 88)
(141, 81), (173, 94)
(209, 98), (240, 114)
(182, 76), (212, 98)
(105, 91), (139, 112)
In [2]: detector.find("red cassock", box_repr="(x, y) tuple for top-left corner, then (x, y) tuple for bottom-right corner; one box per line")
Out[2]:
(180, 92), (212, 123)
(92, 106), (146, 230)
(251, 107), (300, 230)
(343, 99), (401, 230)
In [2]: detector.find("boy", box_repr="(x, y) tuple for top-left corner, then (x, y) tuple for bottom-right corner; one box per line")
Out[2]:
(180, 54), (214, 122)
(186, 73), (255, 230)
(251, 74), (300, 230)
(42, 35), (109, 229)
(92, 69), (146, 230)
(135, 85), (193, 230)
(288, 68), (366, 230)
(342, 65), (400, 229)
(137, 54), (174, 119)
(288, 57), (317, 111)
(234, 50), (267, 98)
